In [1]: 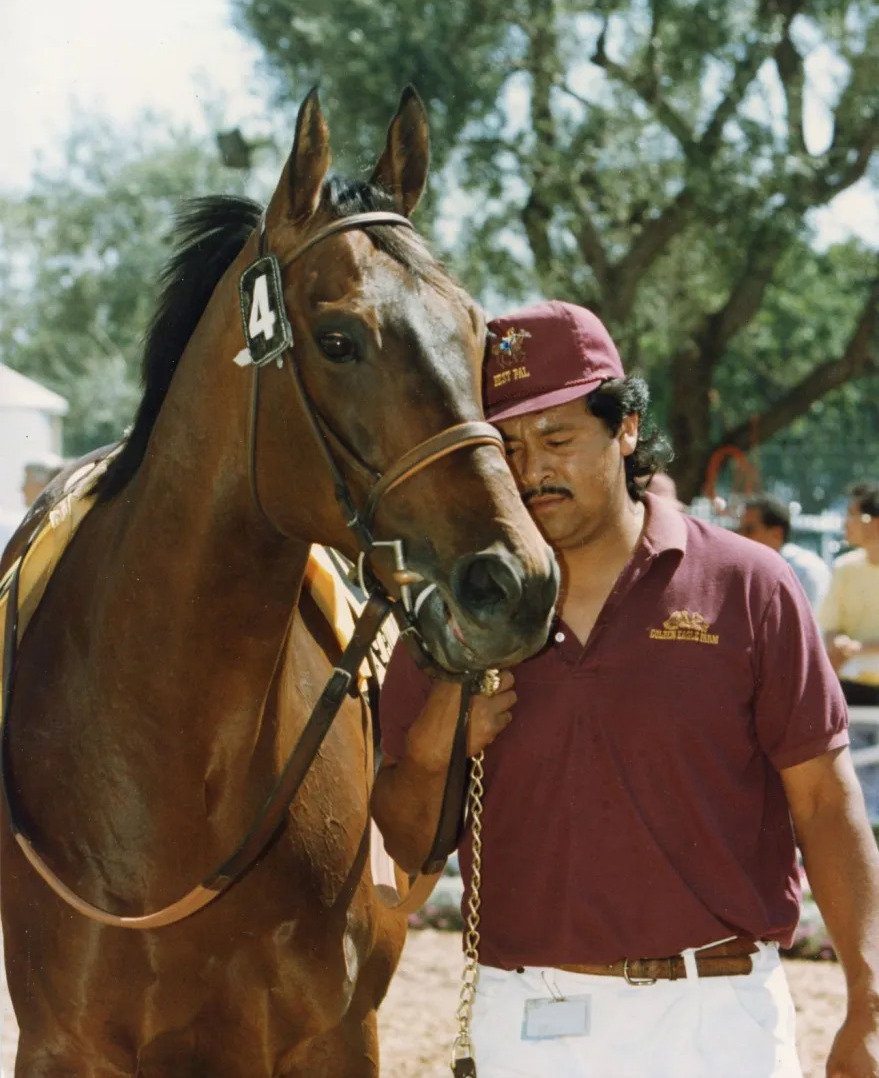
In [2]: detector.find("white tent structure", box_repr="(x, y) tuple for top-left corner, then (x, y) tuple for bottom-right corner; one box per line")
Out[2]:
(0, 363), (68, 515)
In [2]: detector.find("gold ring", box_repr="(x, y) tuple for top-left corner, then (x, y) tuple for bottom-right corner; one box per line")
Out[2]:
(479, 669), (502, 697)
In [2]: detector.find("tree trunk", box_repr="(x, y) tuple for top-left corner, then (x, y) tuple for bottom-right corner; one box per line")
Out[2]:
(667, 343), (715, 503)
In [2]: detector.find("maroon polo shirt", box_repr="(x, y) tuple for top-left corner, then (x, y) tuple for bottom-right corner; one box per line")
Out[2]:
(379, 494), (849, 969)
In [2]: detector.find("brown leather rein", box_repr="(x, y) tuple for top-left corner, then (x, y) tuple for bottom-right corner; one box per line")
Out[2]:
(1, 211), (502, 928)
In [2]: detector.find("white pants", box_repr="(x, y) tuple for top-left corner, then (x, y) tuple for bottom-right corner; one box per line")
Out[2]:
(471, 942), (802, 1077)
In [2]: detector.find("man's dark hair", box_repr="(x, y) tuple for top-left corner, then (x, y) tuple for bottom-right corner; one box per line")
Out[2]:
(743, 493), (791, 543)
(585, 377), (674, 501)
(849, 480), (879, 518)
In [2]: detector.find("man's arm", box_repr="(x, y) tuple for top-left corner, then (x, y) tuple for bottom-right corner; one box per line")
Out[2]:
(782, 747), (879, 1078)
(371, 673), (516, 874)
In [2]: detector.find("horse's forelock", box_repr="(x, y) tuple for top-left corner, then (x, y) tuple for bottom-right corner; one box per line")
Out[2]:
(322, 177), (460, 299)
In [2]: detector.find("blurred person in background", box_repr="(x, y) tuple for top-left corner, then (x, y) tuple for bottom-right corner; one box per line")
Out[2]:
(820, 481), (879, 707)
(818, 480), (879, 822)
(738, 493), (831, 611)
(0, 456), (64, 557)
(644, 470), (685, 510)
(21, 455), (63, 509)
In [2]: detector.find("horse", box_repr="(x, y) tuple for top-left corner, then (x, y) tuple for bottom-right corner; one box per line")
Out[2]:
(0, 87), (558, 1077)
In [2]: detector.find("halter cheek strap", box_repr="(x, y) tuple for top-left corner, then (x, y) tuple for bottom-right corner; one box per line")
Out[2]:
(246, 211), (505, 581)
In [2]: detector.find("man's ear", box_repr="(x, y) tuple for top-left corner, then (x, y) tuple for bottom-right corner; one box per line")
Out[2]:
(619, 413), (639, 457)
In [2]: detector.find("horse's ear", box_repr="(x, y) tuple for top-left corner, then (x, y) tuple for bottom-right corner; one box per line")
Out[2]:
(369, 86), (430, 217)
(285, 87), (331, 222)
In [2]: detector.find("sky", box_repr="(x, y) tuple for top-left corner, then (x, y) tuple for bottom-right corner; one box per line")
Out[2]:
(0, 0), (268, 189)
(0, 0), (876, 249)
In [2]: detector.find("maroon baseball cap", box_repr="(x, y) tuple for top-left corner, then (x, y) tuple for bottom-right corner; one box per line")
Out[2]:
(483, 300), (624, 422)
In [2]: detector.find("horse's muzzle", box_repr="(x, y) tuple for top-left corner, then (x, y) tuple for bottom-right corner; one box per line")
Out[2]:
(412, 545), (559, 673)
(450, 547), (524, 624)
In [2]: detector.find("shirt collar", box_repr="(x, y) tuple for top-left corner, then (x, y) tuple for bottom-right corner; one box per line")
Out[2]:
(640, 491), (688, 557)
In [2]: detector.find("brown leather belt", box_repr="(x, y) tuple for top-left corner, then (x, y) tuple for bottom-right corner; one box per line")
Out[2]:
(557, 937), (758, 985)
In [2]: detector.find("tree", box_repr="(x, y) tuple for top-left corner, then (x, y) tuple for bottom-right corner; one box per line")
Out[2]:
(0, 114), (249, 455)
(234, 0), (879, 501)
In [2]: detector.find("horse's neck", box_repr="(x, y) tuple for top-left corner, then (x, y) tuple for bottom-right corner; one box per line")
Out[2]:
(79, 259), (329, 758)
(114, 290), (309, 640)
(103, 457), (307, 655)
(79, 346), (312, 748)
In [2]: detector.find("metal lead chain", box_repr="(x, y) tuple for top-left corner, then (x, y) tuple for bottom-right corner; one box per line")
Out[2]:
(450, 749), (485, 1076)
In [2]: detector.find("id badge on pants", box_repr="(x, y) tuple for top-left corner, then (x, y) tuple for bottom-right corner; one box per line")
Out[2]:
(521, 994), (591, 1040)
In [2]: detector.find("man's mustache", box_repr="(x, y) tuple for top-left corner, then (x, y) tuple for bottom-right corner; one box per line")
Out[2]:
(523, 485), (573, 505)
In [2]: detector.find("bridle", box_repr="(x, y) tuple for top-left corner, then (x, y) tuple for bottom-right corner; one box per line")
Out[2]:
(1, 209), (503, 928)
(246, 209), (504, 615)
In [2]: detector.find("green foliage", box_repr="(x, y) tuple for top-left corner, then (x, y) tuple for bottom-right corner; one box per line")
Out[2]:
(234, 0), (879, 502)
(1, 2), (876, 499)
(0, 115), (249, 455)
(234, 0), (519, 176)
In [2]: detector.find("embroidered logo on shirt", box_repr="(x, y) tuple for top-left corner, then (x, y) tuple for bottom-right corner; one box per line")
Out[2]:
(649, 610), (719, 645)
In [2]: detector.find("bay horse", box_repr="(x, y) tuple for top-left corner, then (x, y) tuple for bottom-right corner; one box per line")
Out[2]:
(0, 88), (557, 1076)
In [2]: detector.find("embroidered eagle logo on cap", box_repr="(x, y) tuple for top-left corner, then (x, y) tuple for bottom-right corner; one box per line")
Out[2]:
(491, 327), (531, 369)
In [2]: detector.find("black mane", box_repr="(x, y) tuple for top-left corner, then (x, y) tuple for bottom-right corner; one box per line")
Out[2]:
(95, 194), (262, 500)
(94, 181), (456, 501)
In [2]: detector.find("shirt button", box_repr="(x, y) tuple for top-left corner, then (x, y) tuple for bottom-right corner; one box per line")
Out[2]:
(554, 631), (565, 643)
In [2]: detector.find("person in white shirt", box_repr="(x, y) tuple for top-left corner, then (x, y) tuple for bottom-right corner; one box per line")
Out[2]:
(819, 480), (879, 706)
(818, 480), (879, 819)
(738, 493), (831, 611)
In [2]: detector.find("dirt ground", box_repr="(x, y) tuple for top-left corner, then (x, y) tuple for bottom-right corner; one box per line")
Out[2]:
(0, 927), (846, 1075)
(378, 928), (847, 1078)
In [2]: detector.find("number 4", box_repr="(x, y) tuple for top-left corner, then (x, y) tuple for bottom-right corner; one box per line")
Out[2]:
(248, 274), (277, 342)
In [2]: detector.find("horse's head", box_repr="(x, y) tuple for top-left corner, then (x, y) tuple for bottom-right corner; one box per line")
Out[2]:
(239, 88), (558, 672)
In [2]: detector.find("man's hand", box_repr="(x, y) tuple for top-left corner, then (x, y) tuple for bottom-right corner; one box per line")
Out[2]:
(373, 671), (518, 872)
(781, 749), (879, 1078)
(467, 670), (517, 756)
(827, 1004), (879, 1078)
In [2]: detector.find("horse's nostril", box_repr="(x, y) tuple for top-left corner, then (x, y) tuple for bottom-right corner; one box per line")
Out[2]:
(451, 551), (523, 623)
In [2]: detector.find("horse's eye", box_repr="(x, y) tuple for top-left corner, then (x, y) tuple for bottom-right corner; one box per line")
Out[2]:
(318, 332), (356, 363)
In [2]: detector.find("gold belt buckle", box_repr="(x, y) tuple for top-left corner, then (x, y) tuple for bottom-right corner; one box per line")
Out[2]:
(622, 957), (660, 986)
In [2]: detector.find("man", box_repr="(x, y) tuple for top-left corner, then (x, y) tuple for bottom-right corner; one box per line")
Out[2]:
(0, 457), (63, 559)
(21, 456), (63, 509)
(818, 482), (879, 821)
(820, 481), (879, 707)
(372, 301), (879, 1078)
(738, 493), (831, 610)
